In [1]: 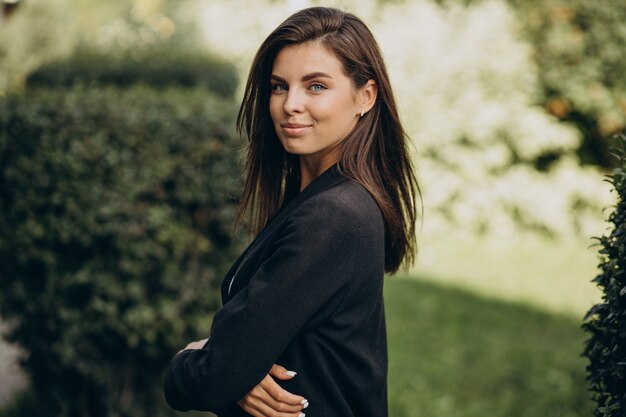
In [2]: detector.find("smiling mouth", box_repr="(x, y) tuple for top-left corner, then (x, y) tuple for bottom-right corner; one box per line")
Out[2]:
(280, 123), (312, 136)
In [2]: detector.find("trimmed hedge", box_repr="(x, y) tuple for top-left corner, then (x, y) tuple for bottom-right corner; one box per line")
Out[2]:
(26, 48), (239, 97)
(583, 133), (626, 417)
(0, 85), (244, 417)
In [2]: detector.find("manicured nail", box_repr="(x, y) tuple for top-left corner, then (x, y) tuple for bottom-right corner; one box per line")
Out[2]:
(285, 370), (297, 377)
(302, 401), (309, 409)
(300, 399), (308, 405)
(298, 413), (305, 417)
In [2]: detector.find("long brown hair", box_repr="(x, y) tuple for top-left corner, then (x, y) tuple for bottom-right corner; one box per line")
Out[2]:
(236, 6), (420, 274)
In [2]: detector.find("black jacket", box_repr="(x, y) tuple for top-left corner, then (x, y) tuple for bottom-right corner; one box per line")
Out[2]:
(163, 165), (387, 417)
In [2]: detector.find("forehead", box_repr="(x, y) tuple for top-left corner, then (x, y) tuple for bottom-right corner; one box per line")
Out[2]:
(271, 41), (345, 76)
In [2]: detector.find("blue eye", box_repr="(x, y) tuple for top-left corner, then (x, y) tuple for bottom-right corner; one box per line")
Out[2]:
(310, 83), (327, 92)
(272, 83), (288, 92)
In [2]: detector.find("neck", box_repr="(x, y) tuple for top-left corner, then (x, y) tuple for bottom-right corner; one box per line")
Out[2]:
(298, 151), (339, 191)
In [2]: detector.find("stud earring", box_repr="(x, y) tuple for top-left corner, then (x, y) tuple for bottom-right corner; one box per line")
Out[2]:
(360, 109), (364, 117)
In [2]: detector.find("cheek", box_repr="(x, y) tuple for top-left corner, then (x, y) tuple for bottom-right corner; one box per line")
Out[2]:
(269, 96), (282, 123)
(311, 95), (349, 121)
(316, 96), (357, 126)
(336, 88), (358, 110)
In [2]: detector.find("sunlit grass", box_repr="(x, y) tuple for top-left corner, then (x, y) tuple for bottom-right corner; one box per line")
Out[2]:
(412, 232), (602, 317)
(386, 276), (592, 417)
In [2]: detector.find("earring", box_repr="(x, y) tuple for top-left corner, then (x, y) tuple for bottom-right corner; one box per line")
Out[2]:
(360, 109), (365, 117)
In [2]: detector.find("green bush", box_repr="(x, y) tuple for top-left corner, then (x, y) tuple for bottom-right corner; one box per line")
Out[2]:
(0, 84), (243, 417)
(583, 133), (626, 416)
(26, 48), (239, 97)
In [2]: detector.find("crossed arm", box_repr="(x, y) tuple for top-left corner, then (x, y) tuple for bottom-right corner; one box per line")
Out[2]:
(163, 197), (360, 415)
(182, 338), (309, 417)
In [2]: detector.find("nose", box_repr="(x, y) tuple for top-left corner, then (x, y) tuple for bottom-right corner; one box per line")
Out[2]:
(283, 88), (305, 115)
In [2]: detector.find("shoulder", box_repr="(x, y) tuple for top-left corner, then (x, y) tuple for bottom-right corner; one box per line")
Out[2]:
(293, 178), (383, 235)
(329, 179), (382, 222)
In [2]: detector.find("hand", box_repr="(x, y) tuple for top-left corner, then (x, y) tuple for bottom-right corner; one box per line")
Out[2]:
(237, 364), (309, 417)
(177, 338), (208, 354)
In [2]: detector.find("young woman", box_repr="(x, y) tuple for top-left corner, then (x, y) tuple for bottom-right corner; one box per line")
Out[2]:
(164, 7), (419, 417)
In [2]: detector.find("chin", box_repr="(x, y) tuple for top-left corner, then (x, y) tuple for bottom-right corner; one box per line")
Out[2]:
(283, 148), (309, 156)
(279, 141), (310, 155)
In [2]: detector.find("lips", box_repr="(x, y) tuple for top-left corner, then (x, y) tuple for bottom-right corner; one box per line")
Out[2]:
(280, 122), (312, 136)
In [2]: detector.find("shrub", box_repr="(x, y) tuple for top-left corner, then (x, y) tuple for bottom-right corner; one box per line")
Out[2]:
(26, 48), (239, 97)
(583, 133), (626, 417)
(0, 84), (244, 417)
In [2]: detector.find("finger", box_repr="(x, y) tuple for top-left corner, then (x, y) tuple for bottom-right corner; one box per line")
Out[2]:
(252, 382), (304, 413)
(248, 376), (308, 413)
(240, 395), (306, 417)
(248, 377), (307, 413)
(241, 376), (310, 414)
(237, 397), (275, 417)
(237, 398), (264, 417)
(270, 364), (297, 380)
(183, 337), (209, 351)
(260, 374), (308, 406)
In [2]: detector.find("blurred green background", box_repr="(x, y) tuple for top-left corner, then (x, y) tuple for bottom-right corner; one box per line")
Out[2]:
(0, 0), (623, 416)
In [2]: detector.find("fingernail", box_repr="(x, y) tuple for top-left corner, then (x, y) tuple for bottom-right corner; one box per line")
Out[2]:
(303, 401), (309, 409)
(300, 399), (308, 405)
(285, 370), (297, 377)
(298, 413), (305, 417)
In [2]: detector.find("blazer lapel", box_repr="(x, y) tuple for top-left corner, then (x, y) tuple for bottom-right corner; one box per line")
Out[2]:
(220, 164), (348, 303)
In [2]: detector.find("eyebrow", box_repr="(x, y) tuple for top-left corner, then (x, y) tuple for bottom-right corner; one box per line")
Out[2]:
(270, 72), (333, 82)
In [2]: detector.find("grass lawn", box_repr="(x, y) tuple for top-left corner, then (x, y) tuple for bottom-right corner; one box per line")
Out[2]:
(386, 276), (592, 417)
(411, 232), (602, 317)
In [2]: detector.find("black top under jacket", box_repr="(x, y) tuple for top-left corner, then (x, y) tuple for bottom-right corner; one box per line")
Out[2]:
(163, 165), (387, 417)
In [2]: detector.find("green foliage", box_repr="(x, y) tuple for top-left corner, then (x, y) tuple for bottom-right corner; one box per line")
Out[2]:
(508, 0), (626, 167)
(26, 48), (238, 97)
(0, 388), (48, 417)
(365, 0), (611, 239)
(583, 133), (626, 417)
(427, 0), (626, 167)
(0, 84), (244, 417)
(387, 277), (592, 417)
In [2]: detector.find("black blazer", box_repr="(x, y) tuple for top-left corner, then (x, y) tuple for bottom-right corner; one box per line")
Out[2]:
(164, 165), (387, 417)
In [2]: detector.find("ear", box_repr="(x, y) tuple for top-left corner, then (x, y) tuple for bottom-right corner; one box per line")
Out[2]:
(356, 79), (378, 116)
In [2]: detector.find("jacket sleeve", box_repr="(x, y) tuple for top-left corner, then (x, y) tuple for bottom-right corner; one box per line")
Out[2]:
(163, 195), (362, 414)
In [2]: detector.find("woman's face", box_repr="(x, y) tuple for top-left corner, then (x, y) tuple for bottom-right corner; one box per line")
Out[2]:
(269, 41), (362, 167)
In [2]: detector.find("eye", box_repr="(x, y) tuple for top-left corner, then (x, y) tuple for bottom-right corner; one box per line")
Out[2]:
(271, 83), (288, 92)
(310, 83), (327, 92)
